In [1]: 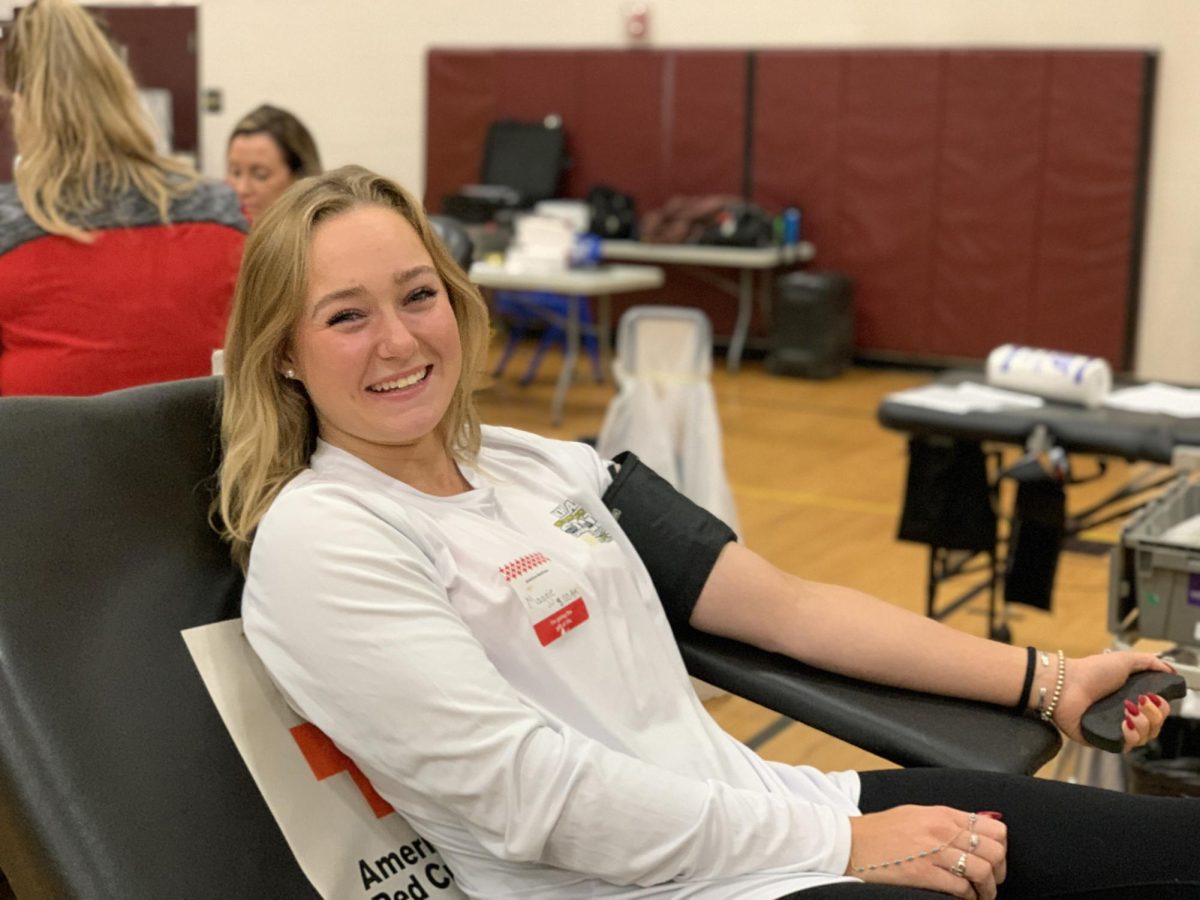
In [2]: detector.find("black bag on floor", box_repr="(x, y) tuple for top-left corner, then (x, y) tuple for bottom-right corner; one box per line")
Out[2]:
(897, 436), (996, 553)
(1003, 464), (1066, 612)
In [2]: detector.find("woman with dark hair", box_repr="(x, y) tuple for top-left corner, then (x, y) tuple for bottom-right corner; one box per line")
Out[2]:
(0, 0), (245, 396)
(226, 104), (322, 224)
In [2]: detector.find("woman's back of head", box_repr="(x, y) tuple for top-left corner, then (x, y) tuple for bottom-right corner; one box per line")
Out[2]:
(2, 0), (197, 241)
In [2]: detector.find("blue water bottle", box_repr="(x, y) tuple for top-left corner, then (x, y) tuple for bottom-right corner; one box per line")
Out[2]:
(571, 233), (602, 268)
(783, 207), (802, 246)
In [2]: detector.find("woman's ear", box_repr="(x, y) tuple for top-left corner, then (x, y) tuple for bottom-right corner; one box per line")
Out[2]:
(277, 349), (299, 381)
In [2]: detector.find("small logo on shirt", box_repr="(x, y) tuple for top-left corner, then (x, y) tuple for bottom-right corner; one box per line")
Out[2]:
(550, 499), (613, 544)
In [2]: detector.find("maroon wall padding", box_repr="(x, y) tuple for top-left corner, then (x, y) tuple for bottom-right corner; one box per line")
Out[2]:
(751, 48), (1150, 366)
(753, 52), (843, 245)
(585, 50), (751, 337)
(927, 52), (1046, 358)
(93, 6), (199, 156)
(1029, 53), (1146, 361)
(427, 47), (1152, 367)
(834, 51), (943, 355)
(495, 51), (582, 124)
(426, 52), (501, 213)
(567, 52), (668, 204)
(649, 51), (751, 336)
(663, 52), (747, 198)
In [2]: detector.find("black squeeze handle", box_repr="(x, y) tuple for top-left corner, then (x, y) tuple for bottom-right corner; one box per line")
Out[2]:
(1079, 670), (1188, 753)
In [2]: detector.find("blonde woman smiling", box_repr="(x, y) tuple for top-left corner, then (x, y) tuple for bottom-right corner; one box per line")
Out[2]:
(219, 166), (1195, 900)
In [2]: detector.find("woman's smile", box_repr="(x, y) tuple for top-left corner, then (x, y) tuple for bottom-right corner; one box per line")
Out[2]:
(366, 365), (431, 394)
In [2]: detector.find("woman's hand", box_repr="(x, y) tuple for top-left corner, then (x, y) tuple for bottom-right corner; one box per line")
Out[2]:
(846, 804), (1006, 899)
(1052, 652), (1173, 750)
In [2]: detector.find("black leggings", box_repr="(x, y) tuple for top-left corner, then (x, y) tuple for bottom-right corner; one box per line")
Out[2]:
(782, 768), (1199, 899)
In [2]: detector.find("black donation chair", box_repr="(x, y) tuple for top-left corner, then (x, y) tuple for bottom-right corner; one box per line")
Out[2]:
(0, 378), (1059, 898)
(441, 117), (567, 223)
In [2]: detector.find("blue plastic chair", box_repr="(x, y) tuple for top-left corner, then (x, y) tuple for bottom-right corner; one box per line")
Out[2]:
(493, 290), (603, 385)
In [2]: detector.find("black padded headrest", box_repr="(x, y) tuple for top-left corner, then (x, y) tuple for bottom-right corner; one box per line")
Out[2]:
(0, 378), (314, 898)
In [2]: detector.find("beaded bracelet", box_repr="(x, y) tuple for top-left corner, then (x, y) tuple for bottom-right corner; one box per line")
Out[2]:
(850, 831), (963, 875)
(1040, 649), (1066, 723)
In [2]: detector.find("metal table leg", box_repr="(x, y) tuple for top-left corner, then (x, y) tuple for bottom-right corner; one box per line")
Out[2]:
(756, 269), (774, 332)
(551, 295), (581, 426)
(727, 269), (754, 373)
(597, 294), (612, 380)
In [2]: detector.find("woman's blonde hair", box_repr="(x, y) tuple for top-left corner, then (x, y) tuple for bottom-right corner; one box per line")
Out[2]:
(217, 164), (490, 571)
(2, 0), (197, 242)
(229, 104), (322, 178)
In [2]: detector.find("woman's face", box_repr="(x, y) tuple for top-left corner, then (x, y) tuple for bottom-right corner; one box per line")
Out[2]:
(285, 205), (463, 466)
(226, 132), (295, 224)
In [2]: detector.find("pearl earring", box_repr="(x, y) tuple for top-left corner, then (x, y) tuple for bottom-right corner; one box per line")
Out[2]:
(284, 368), (295, 379)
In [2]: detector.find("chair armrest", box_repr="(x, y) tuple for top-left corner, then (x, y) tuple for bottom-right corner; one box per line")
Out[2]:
(676, 626), (1062, 775)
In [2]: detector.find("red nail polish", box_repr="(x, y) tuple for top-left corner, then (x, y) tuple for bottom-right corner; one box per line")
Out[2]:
(1138, 694), (1148, 706)
(1124, 699), (1139, 715)
(1124, 715), (1135, 731)
(1150, 694), (1165, 708)
(978, 811), (1003, 820)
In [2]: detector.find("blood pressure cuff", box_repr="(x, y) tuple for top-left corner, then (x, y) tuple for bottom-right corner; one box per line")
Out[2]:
(601, 451), (737, 631)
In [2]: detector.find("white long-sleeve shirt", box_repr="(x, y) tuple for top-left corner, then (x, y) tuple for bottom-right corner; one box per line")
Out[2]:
(242, 426), (861, 898)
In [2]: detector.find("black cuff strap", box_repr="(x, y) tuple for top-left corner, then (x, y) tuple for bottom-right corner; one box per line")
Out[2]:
(1015, 645), (1037, 712)
(602, 451), (737, 632)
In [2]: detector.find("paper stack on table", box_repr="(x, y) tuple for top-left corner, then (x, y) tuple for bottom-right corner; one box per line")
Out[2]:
(1102, 383), (1200, 418)
(887, 382), (1045, 415)
(504, 214), (575, 273)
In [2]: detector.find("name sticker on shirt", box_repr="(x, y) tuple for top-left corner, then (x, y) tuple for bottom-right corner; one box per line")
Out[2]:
(499, 552), (590, 646)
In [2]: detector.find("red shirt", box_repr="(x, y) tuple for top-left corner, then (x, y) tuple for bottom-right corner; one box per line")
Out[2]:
(0, 181), (246, 396)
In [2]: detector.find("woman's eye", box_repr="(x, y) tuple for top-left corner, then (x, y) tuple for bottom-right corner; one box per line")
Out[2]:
(326, 309), (362, 326)
(406, 286), (439, 305)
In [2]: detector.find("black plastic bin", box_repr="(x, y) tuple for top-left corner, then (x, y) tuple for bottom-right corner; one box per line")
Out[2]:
(1125, 716), (1200, 797)
(766, 271), (854, 379)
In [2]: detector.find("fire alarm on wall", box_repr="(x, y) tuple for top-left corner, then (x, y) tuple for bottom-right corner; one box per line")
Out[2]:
(625, 3), (649, 41)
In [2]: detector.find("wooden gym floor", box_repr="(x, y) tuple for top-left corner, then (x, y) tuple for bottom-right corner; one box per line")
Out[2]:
(478, 334), (1152, 776)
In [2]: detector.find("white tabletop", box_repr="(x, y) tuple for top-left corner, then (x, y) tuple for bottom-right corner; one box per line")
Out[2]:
(600, 239), (815, 268)
(469, 262), (664, 295)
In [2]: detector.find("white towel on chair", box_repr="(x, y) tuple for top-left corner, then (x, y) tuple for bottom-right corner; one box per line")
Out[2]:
(597, 364), (741, 537)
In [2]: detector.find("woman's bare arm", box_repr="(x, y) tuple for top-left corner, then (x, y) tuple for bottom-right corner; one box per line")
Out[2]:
(690, 540), (1173, 731)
